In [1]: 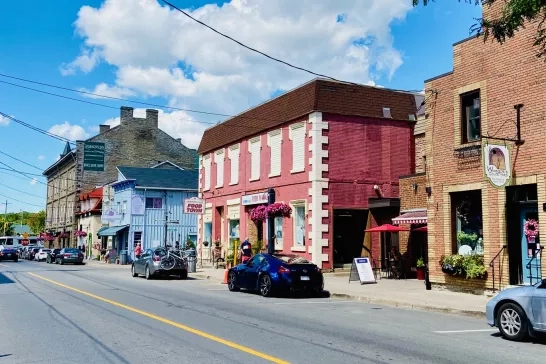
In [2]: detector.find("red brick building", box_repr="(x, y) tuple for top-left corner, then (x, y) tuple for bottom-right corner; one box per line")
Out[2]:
(196, 78), (420, 269)
(425, 2), (546, 292)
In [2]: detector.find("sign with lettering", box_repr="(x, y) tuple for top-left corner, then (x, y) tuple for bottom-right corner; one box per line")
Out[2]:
(131, 195), (145, 215)
(184, 197), (204, 214)
(83, 142), (106, 172)
(483, 143), (511, 188)
(348, 257), (376, 285)
(241, 192), (268, 206)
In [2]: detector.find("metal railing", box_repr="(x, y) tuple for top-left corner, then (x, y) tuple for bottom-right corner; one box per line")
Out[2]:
(489, 245), (507, 292)
(526, 246), (544, 285)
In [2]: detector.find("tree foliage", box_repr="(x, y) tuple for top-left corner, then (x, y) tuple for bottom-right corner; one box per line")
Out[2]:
(413, 0), (546, 59)
(0, 210), (46, 235)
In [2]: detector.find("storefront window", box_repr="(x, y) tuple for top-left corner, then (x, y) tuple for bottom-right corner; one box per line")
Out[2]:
(274, 216), (283, 248)
(229, 219), (240, 250)
(203, 222), (212, 244)
(451, 190), (483, 254)
(294, 205), (305, 246)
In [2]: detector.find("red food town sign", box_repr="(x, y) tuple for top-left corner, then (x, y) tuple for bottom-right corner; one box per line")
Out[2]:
(183, 197), (205, 214)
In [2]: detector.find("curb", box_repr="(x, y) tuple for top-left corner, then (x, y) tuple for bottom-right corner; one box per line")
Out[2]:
(329, 293), (485, 318)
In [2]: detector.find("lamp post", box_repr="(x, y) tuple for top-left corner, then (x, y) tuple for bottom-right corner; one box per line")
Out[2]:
(267, 188), (276, 254)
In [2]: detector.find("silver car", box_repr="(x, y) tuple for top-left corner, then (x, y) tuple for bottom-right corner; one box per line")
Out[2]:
(131, 247), (188, 280)
(486, 279), (546, 341)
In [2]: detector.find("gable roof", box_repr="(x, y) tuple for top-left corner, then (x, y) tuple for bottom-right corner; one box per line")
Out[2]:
(11, 225), (32, 235)
(151, 160), (184, 170)
(197, 78), (418, 154)
(116, 166), (198, 190)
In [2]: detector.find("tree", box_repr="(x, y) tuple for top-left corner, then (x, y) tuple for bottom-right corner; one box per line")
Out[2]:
(413, 0), (546, 59)
(28, 210), (46, 234)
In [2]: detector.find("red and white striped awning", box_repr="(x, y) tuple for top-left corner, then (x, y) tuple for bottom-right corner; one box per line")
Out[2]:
(392, 209), (427, 225)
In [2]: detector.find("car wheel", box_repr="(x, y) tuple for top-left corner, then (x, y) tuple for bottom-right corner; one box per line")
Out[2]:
(496, 302), (528, 341)
(59, 259), (64, 265)
(145, 265), (152, 280)
(55, 258), (59, 264)
(179, 270), (188, 280)
(131, 264), (138, 277)
(228, 271), (239, 291)
(259, 274), (273, 297)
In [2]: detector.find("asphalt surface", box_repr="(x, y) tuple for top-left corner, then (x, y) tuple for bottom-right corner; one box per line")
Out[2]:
(0, 260), (545, 364)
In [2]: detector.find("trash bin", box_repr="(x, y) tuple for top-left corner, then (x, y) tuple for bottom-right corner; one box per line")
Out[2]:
(120, 250), (128, 265)
(187, 256), (197, 273)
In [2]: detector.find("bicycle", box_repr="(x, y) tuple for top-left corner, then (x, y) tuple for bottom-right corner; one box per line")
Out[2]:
(160, 247), (188, 270)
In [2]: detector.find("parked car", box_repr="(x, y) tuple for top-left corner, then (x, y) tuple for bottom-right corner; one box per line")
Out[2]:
(131, 247), (188, 280)
(0, 245), (19, 262)
(486, 279), (546, 341)
(55, 248), (84, 265)
(27, 247), (40, 261)
(227, 253), (324, 297)
(46, 249), (61, 264)
(34, 248), (51, 262)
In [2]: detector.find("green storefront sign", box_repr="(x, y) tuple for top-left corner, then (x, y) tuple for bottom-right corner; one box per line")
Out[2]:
(83, 142), (105, 172)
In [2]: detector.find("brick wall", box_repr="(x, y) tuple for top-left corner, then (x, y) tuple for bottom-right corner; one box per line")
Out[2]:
(414, 134), (425, 173)
(425, 17), (546, 290)
(399, 174), (428, 211)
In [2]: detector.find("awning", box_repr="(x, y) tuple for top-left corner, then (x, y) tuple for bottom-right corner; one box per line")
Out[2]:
(365, 224), (409, 233)
(392, 209), (427, 225)
(97, 225), (129, 237)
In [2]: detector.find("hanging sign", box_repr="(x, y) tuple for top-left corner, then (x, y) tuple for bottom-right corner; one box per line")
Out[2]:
(242, 192), (268, 206)
(348, 257), (376, 285)
(483, 143), (511, 188)
(183, 197), (204, 214)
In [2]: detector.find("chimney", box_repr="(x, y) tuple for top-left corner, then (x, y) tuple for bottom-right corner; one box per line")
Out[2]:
(99, 125), (110, 134)
(120, 106), (134, 125)
(146, 109), (159, 128)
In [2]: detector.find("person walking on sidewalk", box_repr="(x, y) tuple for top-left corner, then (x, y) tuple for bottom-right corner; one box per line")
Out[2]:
(240, 238), (252, 264)
(134, 243), (142, 259)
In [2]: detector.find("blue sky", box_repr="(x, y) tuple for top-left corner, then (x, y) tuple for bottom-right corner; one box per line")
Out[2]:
(0, 0), (481, 213)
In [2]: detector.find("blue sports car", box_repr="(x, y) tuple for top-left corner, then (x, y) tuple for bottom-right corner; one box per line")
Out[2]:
(227, 253), (324, 297)
(486, 278), (546, 341)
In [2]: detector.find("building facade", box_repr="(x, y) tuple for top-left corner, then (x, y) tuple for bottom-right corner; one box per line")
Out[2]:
(425, 2), (546, 293)
(43, 106), (197, 247)
(98, 163), (198, 260)
(197, 78), (420, 269)
(76, 187), (103, 258)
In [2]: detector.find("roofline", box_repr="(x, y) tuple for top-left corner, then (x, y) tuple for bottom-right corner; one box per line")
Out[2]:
(42, 150), (76, 176)
(424, 71), (454, 84)
(150, 160), (185, 170)
(134, 186), (197, 191)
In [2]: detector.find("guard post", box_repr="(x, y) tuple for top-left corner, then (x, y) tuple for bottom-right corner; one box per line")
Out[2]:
(267, 188), (276, 254)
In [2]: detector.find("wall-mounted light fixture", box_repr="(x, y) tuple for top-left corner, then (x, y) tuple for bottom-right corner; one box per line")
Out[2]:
(412, 183), (418, 192)
(425, 186), (432, 197)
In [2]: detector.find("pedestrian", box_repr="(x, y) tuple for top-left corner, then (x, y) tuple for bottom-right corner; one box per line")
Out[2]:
(134, 243), (142, 259)
(239, 237), (252, 264)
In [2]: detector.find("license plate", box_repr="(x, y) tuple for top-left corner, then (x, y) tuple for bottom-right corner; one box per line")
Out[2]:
(71, 254), (78, 257)
(300, 276), (310, 281)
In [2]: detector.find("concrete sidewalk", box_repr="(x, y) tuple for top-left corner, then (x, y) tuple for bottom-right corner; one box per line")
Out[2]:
(191, 267), (489, 318)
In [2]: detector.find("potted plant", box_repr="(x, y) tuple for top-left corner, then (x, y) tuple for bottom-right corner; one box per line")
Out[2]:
(416, 257), (425, 280)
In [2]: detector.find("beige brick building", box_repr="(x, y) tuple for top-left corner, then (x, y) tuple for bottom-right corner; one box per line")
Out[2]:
(424, 2), (546, 293)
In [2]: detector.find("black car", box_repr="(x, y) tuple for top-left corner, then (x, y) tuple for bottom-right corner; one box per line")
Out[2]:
(55, 248), (84, 265)
(28, 247), (40, 261)
(0, 247), (19, 262)
(46, 249), (62, 263)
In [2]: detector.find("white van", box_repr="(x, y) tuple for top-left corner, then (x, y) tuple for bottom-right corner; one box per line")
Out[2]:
(0, 236), (40, 248)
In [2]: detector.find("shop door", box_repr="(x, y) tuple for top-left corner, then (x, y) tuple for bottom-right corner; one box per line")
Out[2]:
(520, 207), (541, 285)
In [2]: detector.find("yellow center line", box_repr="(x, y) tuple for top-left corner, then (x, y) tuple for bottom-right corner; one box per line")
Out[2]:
(27, 272), (290, 364)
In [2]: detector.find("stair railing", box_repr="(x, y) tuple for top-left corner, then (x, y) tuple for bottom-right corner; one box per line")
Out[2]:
(489, 245), (507, 292)
(526, 246), (544, 285)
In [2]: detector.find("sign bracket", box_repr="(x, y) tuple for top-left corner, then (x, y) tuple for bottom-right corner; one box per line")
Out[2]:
(481, 104), (525, 146)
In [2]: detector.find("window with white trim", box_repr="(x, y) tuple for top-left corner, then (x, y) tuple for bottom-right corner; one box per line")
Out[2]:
(290, 123), (305, 173)
(215, 149), (225, 187)
(274, 216), (283, 249)
(268, 129), (282, 177)
(228, 145), (240, 185)
(203, 155), (211, 190)
(293, 204), (306, 247)
(249, 137), (261, 181)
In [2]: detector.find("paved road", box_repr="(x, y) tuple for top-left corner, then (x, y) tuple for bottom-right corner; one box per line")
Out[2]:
(0, 260), (544, 364)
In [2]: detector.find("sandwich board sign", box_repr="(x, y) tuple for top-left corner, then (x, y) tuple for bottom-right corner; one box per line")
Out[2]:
(348, 257), (376, 284)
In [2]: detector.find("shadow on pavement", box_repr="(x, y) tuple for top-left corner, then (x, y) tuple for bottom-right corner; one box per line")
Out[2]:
(235, 289), (331, 299)
(0, 354), (12, 358)
(0, 272), (15, 284)
(490, 331), (546, 345)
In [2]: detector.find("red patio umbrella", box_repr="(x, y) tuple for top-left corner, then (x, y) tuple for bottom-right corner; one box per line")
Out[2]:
(365, 224), (410, 233)
(413, 226), (428, 232)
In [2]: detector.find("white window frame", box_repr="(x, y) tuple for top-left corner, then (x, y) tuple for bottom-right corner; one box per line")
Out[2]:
(248, 136), (261, 181)
(203, 154), (212, 191)
(215, 149), (225, 188)
(267, 129), (282, 178)
(228, 144), (240, 186)
(289, 122), (306, 174)
(290, 200), (307, 252)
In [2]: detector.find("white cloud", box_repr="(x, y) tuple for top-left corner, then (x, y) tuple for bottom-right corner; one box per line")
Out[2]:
(37, 155), (45, 160)
(48, 122), (90, 141)
(99, 108), (207, 149)
(0, 115), (10, 126)
(63, 0), (412, 119)
(30, 178), (38, 185)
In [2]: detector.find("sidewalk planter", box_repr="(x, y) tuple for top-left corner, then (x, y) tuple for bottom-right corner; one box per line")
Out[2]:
(440, 254), (487, 280)
(416, 258), (425, 280)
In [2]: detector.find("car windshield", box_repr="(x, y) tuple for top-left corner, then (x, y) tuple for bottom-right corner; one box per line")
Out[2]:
(53, 249), (61, 253)
(64, 249), (80, 253)
(32, 248), (40, 252)
(271, 254), (310, 264)
(154, 248), (167, 256)
(41, 249), (51, 253)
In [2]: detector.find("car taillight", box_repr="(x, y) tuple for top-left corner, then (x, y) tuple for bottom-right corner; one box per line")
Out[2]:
(78, 254), (83, 258)
(152, 256), (161, 262)
(64, 254), (71, 257)
(278, 266), (290, 274)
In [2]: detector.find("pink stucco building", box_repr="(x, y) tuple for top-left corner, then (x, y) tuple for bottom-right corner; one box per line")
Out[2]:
(197, 78), (421, 269)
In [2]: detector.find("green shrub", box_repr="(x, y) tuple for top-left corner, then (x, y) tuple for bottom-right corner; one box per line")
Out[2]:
(440, 254), (486, 279)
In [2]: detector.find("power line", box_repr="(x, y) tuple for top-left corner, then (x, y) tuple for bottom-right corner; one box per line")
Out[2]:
(0, 161), (48, 186)
(0, 111), (74, 144)
(161, 0), (424, 94)
(0, 181), (45, 199)
(0, 192), (44, 208)
(0, 150), (43, 171)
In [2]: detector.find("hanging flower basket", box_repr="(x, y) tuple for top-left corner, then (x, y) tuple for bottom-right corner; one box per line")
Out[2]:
(40, 233), (55, 241)
(524, 219), (539, 241)
(266, 202), (292, 218)
(250, 205), (268, 222)
(74, 230), (88, 237)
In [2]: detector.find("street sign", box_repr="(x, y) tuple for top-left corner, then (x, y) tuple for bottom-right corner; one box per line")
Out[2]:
(183, 197), (204, 214)
(83, 142), (105, 172)
(22, 232), (28, 239)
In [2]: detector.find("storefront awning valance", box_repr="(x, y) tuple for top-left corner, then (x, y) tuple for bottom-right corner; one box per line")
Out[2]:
(97, 225), (129, 237)
(392, 210), (427, 225)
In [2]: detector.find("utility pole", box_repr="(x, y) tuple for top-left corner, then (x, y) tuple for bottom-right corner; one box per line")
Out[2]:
(2, 200), (12, 235)
(20, 210), (23, 228)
